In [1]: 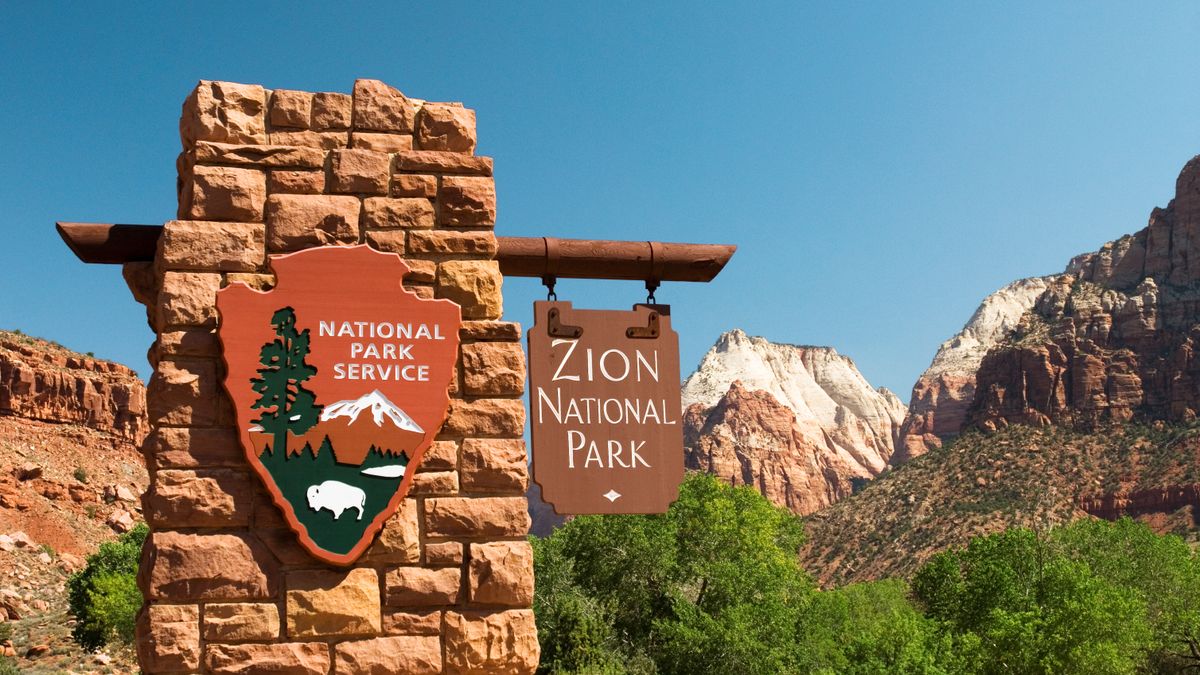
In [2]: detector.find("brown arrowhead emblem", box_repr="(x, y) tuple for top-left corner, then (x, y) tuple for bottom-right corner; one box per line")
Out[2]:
(216, 246), (460, 565)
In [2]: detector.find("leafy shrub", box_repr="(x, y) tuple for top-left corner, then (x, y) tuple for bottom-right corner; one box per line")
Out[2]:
(68, 523), (148, 650)
(73, 466), (88, 483)
(0, 656), (19, 675)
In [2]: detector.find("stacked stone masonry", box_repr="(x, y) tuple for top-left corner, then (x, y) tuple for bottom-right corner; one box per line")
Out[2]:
(129, 79), (538, 673)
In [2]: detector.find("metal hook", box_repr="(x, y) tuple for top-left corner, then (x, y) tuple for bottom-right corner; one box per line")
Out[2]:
(645, 278), (659, 304)
(542, 275), (557, 301)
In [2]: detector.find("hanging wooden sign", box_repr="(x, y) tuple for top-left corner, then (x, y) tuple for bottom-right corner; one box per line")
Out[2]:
(529, 301), (684, 514)
(216, 245), (460, 565)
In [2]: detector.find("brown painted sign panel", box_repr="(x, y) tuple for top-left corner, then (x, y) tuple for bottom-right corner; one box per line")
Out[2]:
(529, 301), (684, 514)
(216, 245), (460, 565)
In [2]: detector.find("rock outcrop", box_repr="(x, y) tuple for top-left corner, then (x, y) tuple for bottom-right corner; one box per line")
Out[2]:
(681, 330), (905, 515)
(0, 331), (147, 441)
(896, 277), (1057, 462)
(967, 156), (1200, 430)
(685, 382), (875, 514)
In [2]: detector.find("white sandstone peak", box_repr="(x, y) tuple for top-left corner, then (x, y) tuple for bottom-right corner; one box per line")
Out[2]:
(922, 276), (1058, 380)
(682, 330), (906, 472)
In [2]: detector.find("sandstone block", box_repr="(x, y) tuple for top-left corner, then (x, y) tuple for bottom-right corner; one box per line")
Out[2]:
(225, 272), (276, 290)
(329, 149), (390, 194)
(352, 132), (414, 153)
(146, 426), (242, 469)
(136, 603), (201, 672)
(267, 169), (324, 194)
(123, 260), (158, 311)
(462, 342), (525, 396)
(269, 89), (312, 129)
(365, 229), (406, 254)
(416, 104), (477, 153)
(406, 259), (437, 284)
(206, 642), (329, 675)
(195, 141), (325, 169)
(469, 541), (534, 607)
(421, 440), (458, 471)
(265, 194), (361, 251)
(158, 328), (219, 358)
(425, 542), (464, 566)
(438, 176), (496, 227)
(385, 566), (461, 606)
(461, 439), (528, 493)
(146, 469), (252, 528)
(412, 470), (460, 495)
(363, 197), (435, 229)
(146, 358), (230, 427)
(269, 129), (348, 150)
(203, 602), (280, 641)
(144, 531), (277, 601)
(156, 272), (220, 328)
(442, 398), (525, 438)
(391, 173), (438, 198)
(461, 321), (522, 342)
(256, 528), (312, 566)
(444, 610), (539, 675)
(159, 220), (264, 272)
(409, 230), (498, 259)
(335, 635), (442, 675)
(396, 151), (492, 176)
(185, 165), (266, 222)
(362, 498), (420, 563)
(353, 79), (415, 132)
(409, 284), (435, 300)
(286, 568), (381, 638)
(436, 260), (503, 320)
(181, 80), (266, 145)
(311, 92), (353, 130)
(425, 497), (530, 537)
(384, 610), (442, 636)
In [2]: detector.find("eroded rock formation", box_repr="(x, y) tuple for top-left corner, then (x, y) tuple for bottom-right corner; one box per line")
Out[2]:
(0, 331), (147, 441)
(681, 330), (905, 515)
(896, 277), (1057, 462)
(967, 156), (1200, 430)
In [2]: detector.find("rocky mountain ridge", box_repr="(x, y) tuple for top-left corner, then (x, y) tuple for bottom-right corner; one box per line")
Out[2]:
(967, 156), (1200, 430)
(680, 329), (905, 515)
(897, 277), (1058, 462)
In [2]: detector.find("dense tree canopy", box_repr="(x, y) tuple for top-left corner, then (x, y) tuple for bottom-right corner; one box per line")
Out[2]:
(533, 473), (1200, 674)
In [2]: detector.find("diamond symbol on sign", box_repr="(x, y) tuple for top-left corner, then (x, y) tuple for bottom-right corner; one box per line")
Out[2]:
(603, 489), (622, 502)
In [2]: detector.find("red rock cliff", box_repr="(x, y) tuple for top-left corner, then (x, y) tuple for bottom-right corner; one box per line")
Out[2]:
(0, 331), (147, 441)
(968, 156), (1200, 430)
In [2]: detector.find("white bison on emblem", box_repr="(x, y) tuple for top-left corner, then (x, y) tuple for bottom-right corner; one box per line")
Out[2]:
(306, 480), (366, 521)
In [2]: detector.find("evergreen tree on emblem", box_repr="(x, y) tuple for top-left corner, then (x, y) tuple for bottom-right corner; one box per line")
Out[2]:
(250, 307), (322, 456)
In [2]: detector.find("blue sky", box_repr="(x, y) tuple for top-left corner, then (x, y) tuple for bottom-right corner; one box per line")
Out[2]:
(2, 3), (1199, 398)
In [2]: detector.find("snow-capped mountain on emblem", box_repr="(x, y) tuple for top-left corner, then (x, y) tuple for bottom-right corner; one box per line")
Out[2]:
(321, 389), (424, 433)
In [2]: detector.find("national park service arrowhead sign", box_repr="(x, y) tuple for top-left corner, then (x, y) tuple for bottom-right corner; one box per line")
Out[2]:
(217, 246), (461, 565)
(529, 301), (684, 514)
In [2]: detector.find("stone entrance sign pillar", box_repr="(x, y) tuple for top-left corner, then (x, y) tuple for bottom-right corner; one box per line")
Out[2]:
(127, 79), (538, 674)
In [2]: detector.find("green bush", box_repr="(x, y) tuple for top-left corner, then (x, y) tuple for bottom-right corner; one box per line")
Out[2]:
(74, 466), (88, 483)
(0, 656), (19, 675)
(67, 523), (148, 651)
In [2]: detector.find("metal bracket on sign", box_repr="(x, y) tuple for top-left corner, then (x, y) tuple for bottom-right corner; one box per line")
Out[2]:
(626, 311), (660, 339)
(547, 306), (583, 339)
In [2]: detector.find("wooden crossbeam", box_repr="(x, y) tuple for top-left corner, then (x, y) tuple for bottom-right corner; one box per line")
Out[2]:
(56, 222), (735, 283)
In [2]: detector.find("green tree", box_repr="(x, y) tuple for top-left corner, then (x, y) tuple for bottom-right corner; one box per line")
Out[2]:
(250, 306), (322, 456)
(912, 528), (1152, 675)
(534, 473), (811, 675)
(800, 579), (977, 674)
(1050, 517), (1200, 671)
(68, 523), (148, 651)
